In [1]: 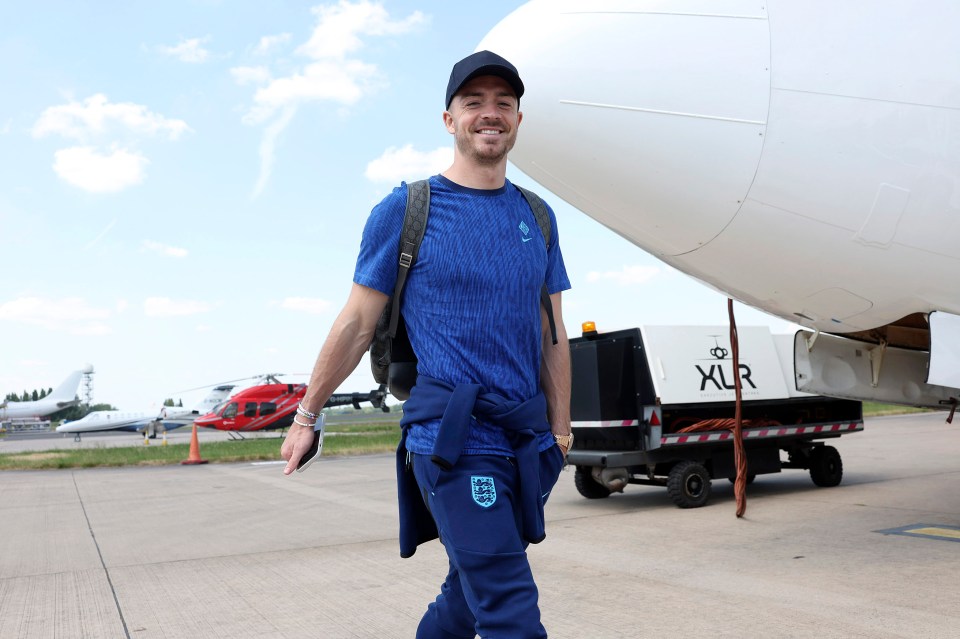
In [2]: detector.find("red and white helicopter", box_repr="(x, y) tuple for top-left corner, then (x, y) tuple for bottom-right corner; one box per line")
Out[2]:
(193, 374), (389, 438)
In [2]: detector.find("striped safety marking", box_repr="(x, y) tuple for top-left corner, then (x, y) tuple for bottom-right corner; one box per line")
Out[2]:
(660, 422), (863, 444)
(663, 422), (863, 445)
(572, 419), (640, 428)
(571, 421), (864, 444)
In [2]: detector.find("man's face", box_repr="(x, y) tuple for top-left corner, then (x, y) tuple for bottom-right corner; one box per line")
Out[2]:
(444, 75), (522, 166)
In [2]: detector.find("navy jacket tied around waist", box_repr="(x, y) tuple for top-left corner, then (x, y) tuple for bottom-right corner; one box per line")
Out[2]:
(396, 375), (552, 558)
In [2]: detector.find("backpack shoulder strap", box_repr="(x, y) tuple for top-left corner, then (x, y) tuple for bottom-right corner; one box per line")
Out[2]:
(515, 184), (551, 248)
(514, 184), (559, 346)
(387, 179), (430, 339)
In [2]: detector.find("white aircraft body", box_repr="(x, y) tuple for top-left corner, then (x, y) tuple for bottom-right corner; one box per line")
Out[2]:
(56, 385), (235, 440)
(0, 370), (84, 420)
(482, 0), (960, 408)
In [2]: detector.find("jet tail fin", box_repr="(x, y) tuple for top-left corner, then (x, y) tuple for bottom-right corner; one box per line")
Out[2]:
(49, 371), (84, 401)
(192, 385), (236, 414)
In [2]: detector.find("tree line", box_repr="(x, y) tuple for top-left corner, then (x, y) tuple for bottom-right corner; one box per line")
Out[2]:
(4, 388), (54, 403)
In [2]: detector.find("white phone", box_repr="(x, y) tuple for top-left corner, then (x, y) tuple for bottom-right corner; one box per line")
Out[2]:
(295, 413), (325, 473)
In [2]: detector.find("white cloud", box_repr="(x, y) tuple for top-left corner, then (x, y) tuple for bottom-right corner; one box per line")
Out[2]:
(252, 105), (296, 198)
(230, 65), (271, 86)
(33, 95), (188, 193)
(32, 94), (190, 141)
(157, 36), (211, 63)
(297, 1), (426, 59)
(254, 33), (291, 56)
(365, 145), (451, 183)
(280, 297), (332, 315)
(141, 240), (188, 258)
(245, 60), (380, 125)
(0, 297), (112, 335)
(53, 146), (148, 193)
(586, 265), (662, 286)
(237, 1), (424, 196)
(0, 119), (10, 135)
(143, 297), (213, 317)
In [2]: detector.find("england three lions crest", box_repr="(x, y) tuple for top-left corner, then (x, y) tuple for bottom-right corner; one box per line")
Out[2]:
(471, 476), (497, 508)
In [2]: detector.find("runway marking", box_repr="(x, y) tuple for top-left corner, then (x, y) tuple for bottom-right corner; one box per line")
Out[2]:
(875, 523), (960, 543)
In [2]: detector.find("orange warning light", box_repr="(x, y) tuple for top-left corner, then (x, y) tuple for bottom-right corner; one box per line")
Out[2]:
(581, 321), (597, 336)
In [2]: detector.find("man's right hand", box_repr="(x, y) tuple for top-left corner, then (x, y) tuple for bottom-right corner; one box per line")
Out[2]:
(281, 424), (316, 475)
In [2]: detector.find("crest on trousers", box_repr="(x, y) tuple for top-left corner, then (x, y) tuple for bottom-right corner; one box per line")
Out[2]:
(471, 476), (497, 508)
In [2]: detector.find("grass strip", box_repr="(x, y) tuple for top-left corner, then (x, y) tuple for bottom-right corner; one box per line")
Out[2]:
(861, 401), (936, 416)
(0, 427), (400, 471)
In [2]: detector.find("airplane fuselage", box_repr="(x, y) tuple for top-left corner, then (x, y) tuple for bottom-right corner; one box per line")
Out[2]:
(56, 408), (195, 434)
(482, 0), (959, 337)
(478, 1), (960, 407)
(1, 370), (84, 420)
(55, 385), (235, 436)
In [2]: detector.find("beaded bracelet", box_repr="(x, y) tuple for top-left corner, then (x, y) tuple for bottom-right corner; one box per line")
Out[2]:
(296, 403), (320, 420)
(293, 416), (316, 428)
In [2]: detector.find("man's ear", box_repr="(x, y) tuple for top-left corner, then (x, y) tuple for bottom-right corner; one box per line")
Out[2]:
(443, 110), (455, 134)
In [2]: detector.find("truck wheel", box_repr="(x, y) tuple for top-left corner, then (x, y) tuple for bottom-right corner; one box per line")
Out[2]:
(667, 461), (711, 508)
(809, 445), (843, 487)
(574, 467), (612, 499)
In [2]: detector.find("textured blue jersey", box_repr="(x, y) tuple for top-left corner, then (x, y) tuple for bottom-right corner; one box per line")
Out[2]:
(354, 175), (570, 455)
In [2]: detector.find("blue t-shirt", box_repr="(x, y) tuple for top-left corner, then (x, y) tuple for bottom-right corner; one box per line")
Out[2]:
(354, 175), (571, 455)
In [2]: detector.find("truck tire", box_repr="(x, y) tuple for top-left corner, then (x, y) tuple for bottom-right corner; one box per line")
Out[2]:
(809, 445), (843, 487)
(667, 461), (711, 508)
(574, 467), (612, 499)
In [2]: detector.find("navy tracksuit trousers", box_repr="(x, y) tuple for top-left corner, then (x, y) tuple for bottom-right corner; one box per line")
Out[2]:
(412, 446), (565, 639)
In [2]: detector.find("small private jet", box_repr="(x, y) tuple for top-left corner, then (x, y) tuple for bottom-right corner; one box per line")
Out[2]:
(482, 0), (960, 409)
(56, 385), (236, 441)
(194, 375), (389, 437)
(0, 368), (86, 421)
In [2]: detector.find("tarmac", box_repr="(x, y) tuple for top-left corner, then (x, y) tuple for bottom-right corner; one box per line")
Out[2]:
(1, 412), (958, 638)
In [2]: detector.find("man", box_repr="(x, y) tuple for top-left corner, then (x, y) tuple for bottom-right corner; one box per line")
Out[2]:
(282, 50), (572, 639)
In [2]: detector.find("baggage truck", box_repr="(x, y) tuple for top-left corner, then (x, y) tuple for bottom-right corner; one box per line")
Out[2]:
(567, 324), (863, 508)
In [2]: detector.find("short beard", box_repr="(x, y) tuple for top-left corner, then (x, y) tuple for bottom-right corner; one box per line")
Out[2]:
(455, 129), (513, 166)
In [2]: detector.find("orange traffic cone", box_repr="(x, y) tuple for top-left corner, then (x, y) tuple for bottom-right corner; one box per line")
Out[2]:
(181, 424), (208, 465)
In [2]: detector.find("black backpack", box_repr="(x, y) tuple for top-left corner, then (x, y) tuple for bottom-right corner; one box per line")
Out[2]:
(370, 179), (558, 400)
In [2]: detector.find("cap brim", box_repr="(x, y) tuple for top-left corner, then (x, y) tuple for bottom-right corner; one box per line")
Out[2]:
(448, 65), (524, 108)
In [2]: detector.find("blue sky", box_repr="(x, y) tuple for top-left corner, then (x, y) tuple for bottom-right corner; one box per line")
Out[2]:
(0, 0), (796, 410)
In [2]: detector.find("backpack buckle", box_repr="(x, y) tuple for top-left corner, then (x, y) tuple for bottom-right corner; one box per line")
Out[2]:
(399, 252), (413, 268)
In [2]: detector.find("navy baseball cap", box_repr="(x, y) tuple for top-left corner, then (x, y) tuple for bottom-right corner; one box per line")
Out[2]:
(445, 50), (524, 109)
